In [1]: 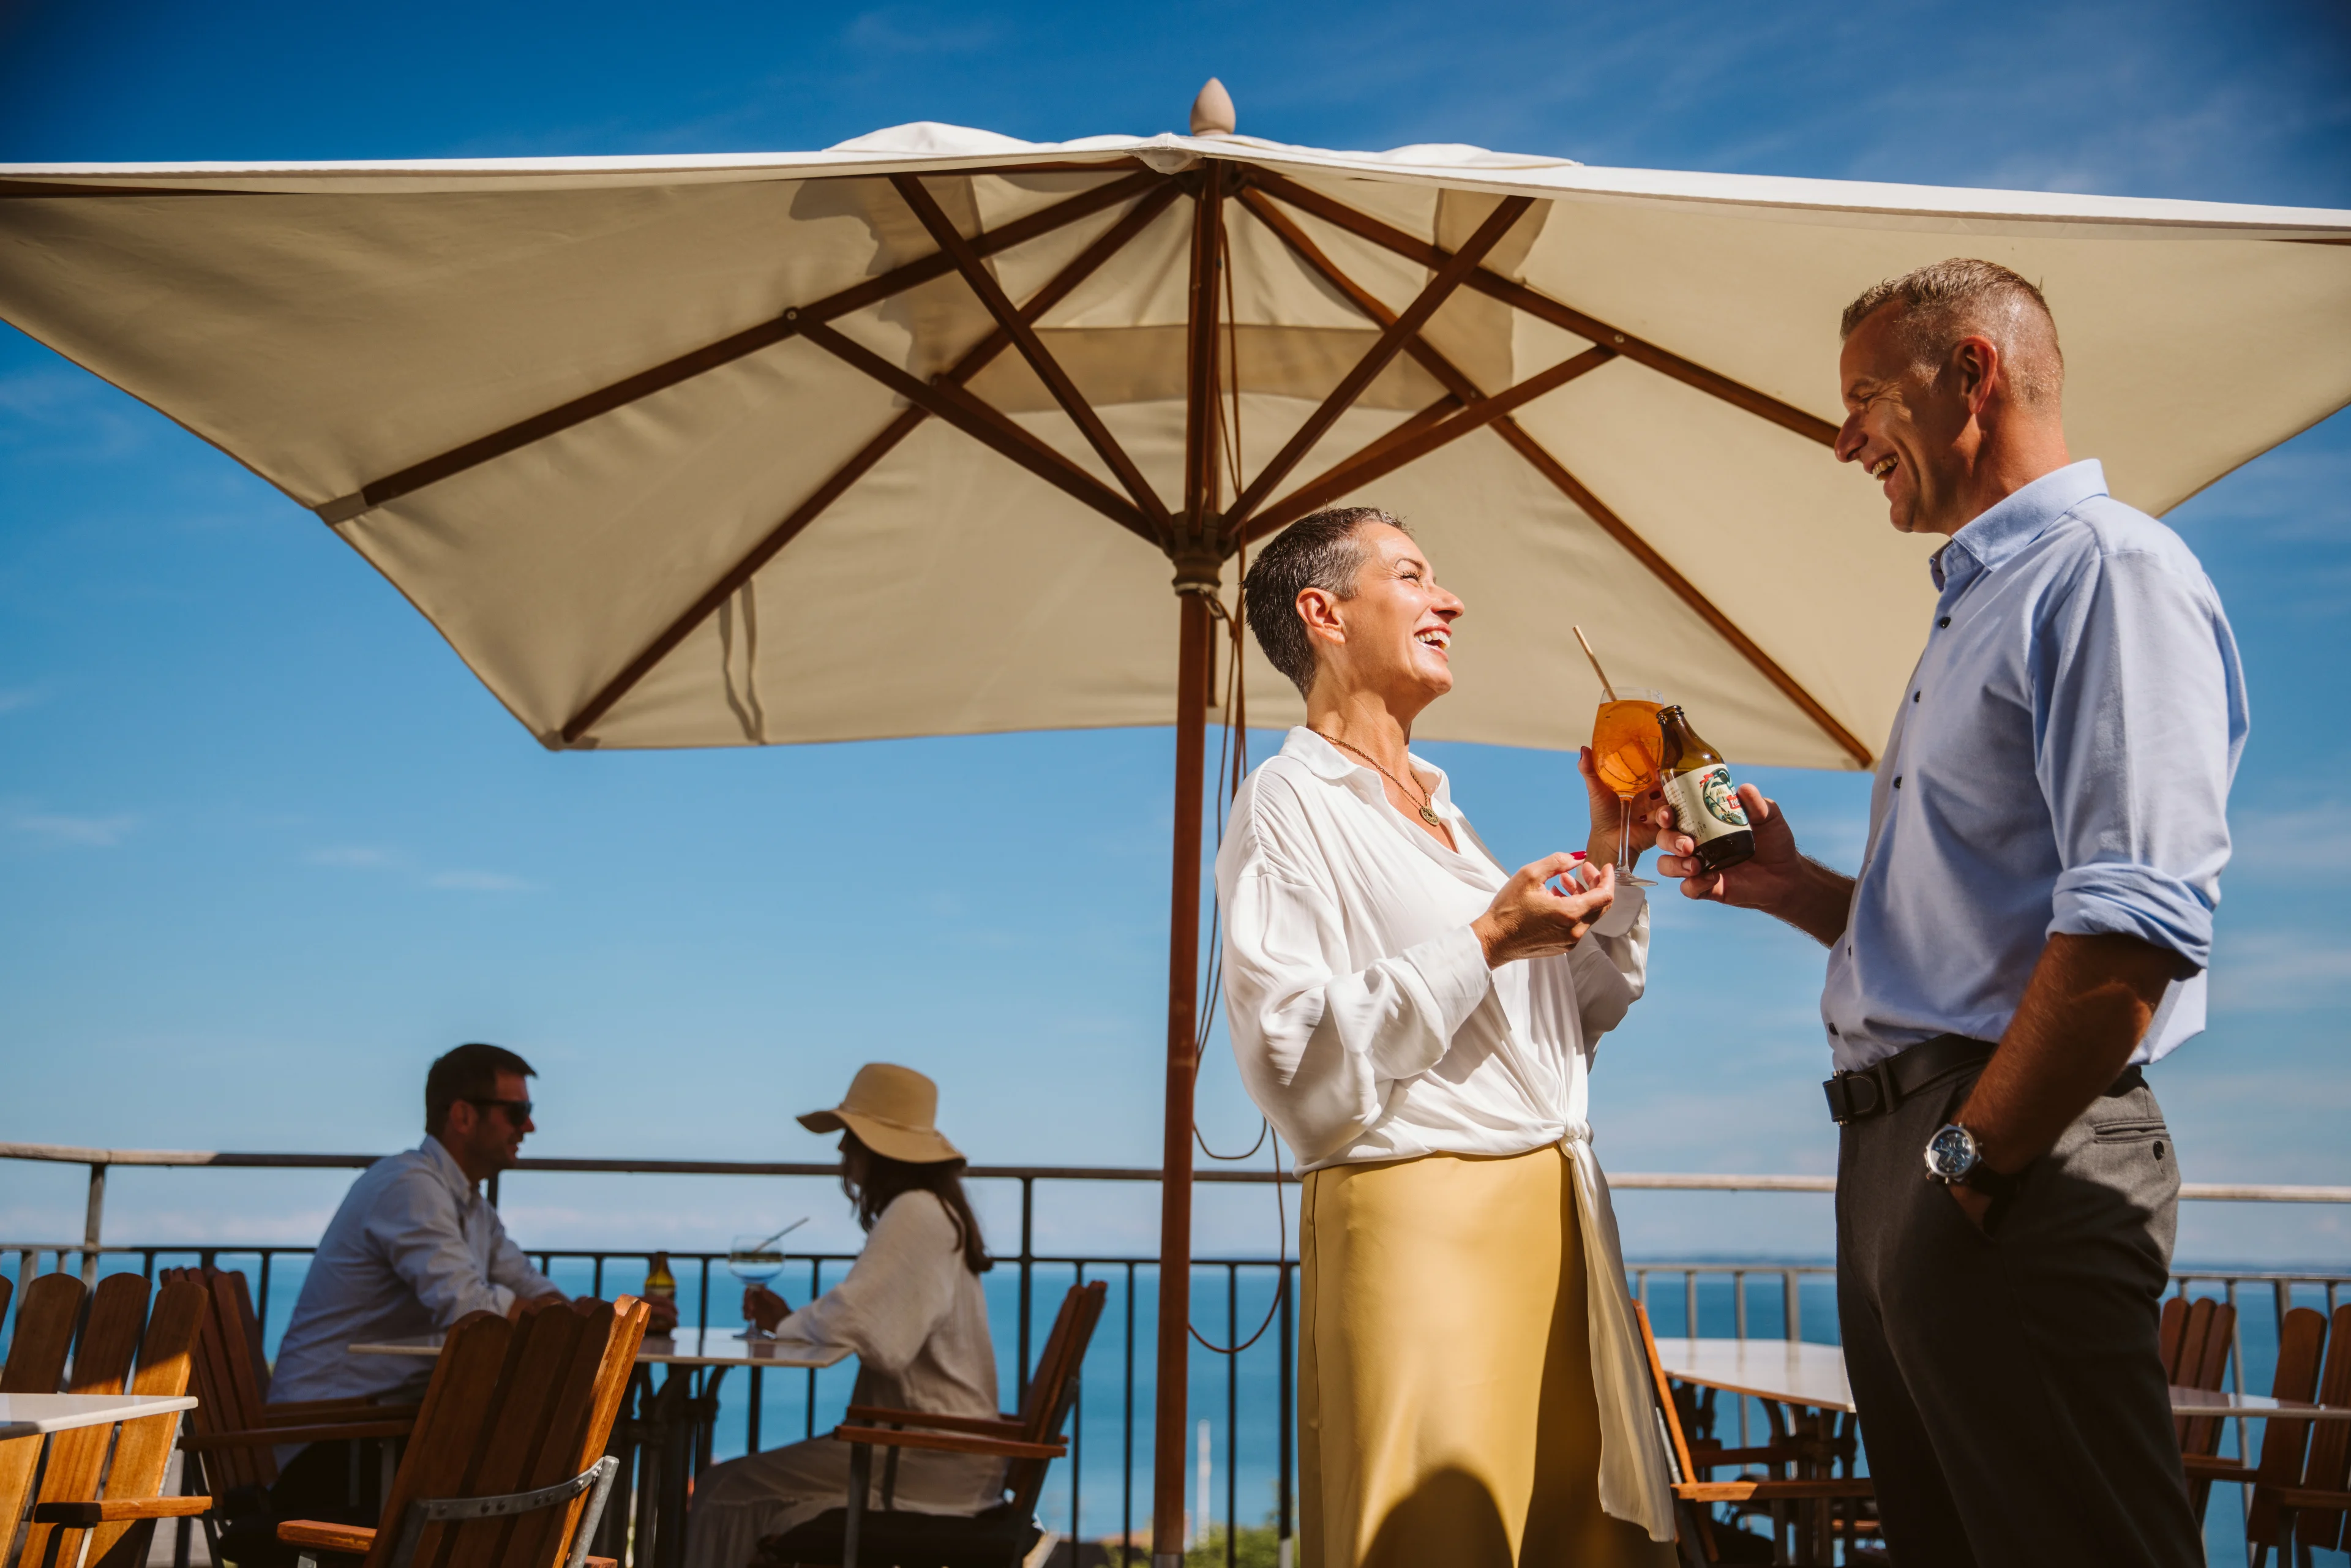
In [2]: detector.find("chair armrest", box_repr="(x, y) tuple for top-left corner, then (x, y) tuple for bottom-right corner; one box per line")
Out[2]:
(1689, 1444), (1799, 1468)
(31, 1498), (214, 1524)
(1677, 1477), (1878, 1503)
(832, 1424), (1065, 1460)
(186, 1418), (414, 1449)
(841, 1405), (1029, 1438)
(2269, 1485), (2351, 1510)
(2180, 1454), (2257, 1483)
(261, 1399), (421, 1425)
(278, 1521), (378, 1555)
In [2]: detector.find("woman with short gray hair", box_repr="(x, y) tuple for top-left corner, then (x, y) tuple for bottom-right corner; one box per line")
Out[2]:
(1217, 508), (1676, 1566)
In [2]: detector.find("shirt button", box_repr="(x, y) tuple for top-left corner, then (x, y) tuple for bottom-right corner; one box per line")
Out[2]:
(1938, 616), (1951, 628)
(1828, 1024), (1840, 1036)
(1893, 776), (1903, 789)
(1913, 691), (1921, 703)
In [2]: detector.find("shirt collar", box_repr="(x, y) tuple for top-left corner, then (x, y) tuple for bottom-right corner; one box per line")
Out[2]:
(1281, 726), (1457, 812)
(1930, 459), (2107, 590)
(416, 1135), (483, 1206)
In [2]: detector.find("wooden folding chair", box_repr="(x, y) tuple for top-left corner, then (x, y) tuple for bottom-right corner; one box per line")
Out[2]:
(17, 1274), (215, 1568)
(756, 1280), (1109, 1568)
(2162, 1294), (2238, 1521)
(1633, 1304), (1877, 1567)
(0, 1272), (91, 1546)
(2180, 1304), (2326, 1567)
(275, 1294), (648, 1568)
(166, 1263), (421, 1541)
(2255, 1302), (2351, 1564)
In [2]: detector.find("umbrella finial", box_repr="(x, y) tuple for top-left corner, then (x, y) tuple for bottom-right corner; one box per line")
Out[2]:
(1190, 78), (1237, 137)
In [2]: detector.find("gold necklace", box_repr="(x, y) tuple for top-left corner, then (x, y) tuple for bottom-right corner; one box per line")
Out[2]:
(1315, 731), (1444, 827)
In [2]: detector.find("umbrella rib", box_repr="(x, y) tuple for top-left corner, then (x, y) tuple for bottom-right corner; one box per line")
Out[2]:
(1216, 195), (1535, 538)
(1499, 429), (1875, 766)
(1179, 162), (1229, 557)
(556, 179), (1188, 746)
(1236, 343), (1617, 543)
(1247, 166), (1841, 449)
(312, 168), (1167, 525)
(891, 174), (1174, 531)
(1241, 183), (1873, 770)
(801, 321), (1155, 539)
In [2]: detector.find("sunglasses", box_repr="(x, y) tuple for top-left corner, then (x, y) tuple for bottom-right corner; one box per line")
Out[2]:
(467, 1096), (534, 1123)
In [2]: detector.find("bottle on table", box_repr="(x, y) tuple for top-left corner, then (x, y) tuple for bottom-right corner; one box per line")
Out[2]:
(643, 1251), (677, 1321)
(1656, 705), (1755, 874)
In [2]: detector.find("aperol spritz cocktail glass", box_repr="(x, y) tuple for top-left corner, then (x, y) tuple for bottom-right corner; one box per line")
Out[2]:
(1591, 687), (1664, 888)
(728, 1234), (786, 1340)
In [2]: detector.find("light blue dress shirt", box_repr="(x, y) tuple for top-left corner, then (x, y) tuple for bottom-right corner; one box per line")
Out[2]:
(1821, 460), (2246, 1073)
(269, 1136), (561, 1408)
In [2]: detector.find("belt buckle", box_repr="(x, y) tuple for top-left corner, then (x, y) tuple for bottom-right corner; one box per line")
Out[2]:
(1824, 1064), (1891, 1125)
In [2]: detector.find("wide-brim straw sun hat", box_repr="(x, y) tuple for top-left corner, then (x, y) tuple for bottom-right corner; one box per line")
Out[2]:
(798, 1062), (963, 1165)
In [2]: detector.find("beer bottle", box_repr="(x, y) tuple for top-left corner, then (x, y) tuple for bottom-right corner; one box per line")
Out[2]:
(643, 1251), (677, 1316)
(1655, 705), (1755, 873)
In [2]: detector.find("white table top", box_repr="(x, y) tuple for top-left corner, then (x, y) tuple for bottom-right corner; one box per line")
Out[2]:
(1654, 1337), (1856, 1412)
(2169, 1386), (2351, 1422)
(1654, 1338), (2351, 1423)
(0, 1393), (197, 1439)
(352, 1328), (850, 1369)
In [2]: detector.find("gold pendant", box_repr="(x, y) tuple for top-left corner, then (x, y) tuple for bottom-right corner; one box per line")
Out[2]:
(1419, 806), (1442, 826)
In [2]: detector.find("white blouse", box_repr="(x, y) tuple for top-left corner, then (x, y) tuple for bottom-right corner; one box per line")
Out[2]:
(1215, 726), (1649, 1172)
(1213, 726), (1677, 1539)
(780, 1189), (999, 1423)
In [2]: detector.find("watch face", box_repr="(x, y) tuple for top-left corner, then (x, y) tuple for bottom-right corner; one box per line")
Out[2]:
(1925, 1124), (1978, 1181)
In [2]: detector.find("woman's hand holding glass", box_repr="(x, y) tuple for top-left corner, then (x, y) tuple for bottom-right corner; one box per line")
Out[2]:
(1472, 855), (1616, 967)
(741, 1284), (793, 1334)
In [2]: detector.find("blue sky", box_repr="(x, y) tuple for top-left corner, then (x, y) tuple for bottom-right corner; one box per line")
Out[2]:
(2, 0), (2347, 1267)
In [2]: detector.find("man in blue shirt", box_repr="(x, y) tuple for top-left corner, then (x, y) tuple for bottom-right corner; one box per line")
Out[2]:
(1658, 258), (2240, 1566)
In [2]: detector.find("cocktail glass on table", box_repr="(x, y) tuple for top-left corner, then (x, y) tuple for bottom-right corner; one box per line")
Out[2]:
(727, 1234), (786, 1340)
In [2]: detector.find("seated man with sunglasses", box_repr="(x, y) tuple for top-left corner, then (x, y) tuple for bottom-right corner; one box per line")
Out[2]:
(254, 1043), (670, 1547)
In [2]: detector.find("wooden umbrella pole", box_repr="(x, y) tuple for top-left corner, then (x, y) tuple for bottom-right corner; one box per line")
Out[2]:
(1153, 158), (1225, 1568)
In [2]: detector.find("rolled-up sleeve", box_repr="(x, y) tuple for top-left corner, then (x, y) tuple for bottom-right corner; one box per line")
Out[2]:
(1218, 788), (1494, 1166)
(2037, 547), (2247, 972)
(783, 1193), (961, 1376)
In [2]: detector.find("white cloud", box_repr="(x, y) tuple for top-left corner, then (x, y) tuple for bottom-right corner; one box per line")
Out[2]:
(0, 686), (47, 716)
(10, 811), (139, 847)
(2226, 808), (2351, 879)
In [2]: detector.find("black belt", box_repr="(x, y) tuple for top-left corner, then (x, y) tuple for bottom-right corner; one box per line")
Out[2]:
(1823, 1034), (1995, 1125)
(1824, 1034), (2147, 1125)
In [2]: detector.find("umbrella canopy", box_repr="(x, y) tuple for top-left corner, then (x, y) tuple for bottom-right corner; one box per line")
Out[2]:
(5, 116), (2345, 771)
(6, 97), (2348, 1560)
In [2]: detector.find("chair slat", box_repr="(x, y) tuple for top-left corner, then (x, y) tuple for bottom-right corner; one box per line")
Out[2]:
(2159, 1295), (2188, 1380)
(511, 1299), (647, 1568)
(0, 1273), (94, 1555)
(20, 1274), (152, 1568)
(2246, 1305), (2328, 1549)
(2289, 1302), (2351, 1553)
(439, 1304), (588, 1568)
(86, 1276), (212, 1568)
(359, 1311), (515, 1568)
(1000, 1282), (1106, 1517)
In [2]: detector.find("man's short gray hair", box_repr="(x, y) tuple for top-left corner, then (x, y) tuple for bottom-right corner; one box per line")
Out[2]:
(1840, 258), (2064, 405)
(1242, 508), (1408, 699)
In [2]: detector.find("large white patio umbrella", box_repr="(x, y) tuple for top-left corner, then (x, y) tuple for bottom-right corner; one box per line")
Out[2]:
(4, 83), (2347, 1561)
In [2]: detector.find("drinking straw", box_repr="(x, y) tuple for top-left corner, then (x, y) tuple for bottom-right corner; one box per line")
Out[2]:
(746, 1216), (809, 1252)
(1572, 626), (1619, 702)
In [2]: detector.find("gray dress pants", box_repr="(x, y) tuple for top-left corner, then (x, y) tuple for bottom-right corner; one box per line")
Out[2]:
(1835, 1059), (2203, 1567)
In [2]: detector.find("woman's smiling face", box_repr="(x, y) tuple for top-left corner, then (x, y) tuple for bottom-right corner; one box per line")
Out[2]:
(1305, 523), (1466, 709)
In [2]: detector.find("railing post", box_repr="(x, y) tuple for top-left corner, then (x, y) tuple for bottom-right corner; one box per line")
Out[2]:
(1018, 1176), (1036, 1394)
(81, 1161), (106, 1285)
(1784, 1271), (1801, 1343)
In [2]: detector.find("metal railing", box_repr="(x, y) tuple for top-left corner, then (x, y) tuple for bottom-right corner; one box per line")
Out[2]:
(5, 1142), (2347, 1564)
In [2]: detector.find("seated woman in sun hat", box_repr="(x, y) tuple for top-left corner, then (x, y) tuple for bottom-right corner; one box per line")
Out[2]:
(682, 1063), (1003, 1568)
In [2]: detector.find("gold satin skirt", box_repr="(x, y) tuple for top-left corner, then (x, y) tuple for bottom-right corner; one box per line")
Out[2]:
(1299, 1145), (1676, 1568)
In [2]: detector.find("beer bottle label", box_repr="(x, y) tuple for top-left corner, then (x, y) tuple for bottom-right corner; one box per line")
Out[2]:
(1662, 763), (1749, 845)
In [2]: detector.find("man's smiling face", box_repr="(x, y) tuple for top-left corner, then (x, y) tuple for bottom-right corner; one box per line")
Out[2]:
(1834, 302), (1973, 537)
